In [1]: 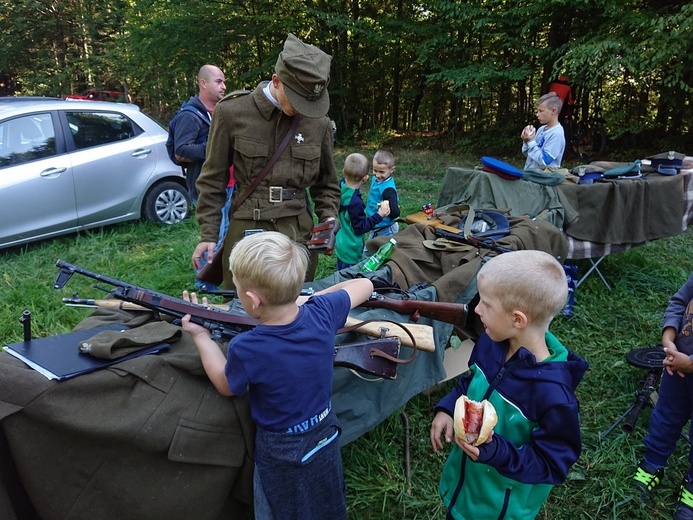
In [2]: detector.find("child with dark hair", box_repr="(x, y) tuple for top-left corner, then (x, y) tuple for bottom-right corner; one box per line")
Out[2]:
(634, 272), (693, 520)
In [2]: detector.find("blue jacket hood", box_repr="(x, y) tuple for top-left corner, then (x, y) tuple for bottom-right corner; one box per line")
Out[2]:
(509, 340), (588, 392)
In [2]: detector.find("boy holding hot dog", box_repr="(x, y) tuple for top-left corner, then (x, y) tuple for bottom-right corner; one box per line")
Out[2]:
(181, 231), (373, 520)
(430, 250), (588, 519)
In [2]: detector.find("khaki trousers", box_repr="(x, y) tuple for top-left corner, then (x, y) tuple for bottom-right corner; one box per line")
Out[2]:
(221, 212), (318, 290)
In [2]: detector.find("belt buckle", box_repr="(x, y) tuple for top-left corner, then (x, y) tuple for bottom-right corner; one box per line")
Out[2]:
(269, 186), (283, 203)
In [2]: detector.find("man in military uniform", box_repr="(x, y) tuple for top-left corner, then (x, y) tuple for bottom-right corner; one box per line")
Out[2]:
(193, 34), (339, 289)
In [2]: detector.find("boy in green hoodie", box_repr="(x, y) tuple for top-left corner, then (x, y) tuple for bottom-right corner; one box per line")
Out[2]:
(430, 250), (588, 519)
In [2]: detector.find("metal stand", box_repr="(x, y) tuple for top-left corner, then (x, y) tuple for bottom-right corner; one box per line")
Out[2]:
(576, 255), (611, 291)
(19, 309), (31, 342)
(600, 346), (664, 440)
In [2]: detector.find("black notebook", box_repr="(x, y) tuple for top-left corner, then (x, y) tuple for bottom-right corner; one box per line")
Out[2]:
(4, 324), (170, 381)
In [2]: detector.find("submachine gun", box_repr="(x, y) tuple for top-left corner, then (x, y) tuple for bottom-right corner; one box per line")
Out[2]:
(53, 259), (438, 379)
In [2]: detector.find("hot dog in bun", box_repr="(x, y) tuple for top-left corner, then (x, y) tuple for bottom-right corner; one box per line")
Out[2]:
(453, 395), (498, 446)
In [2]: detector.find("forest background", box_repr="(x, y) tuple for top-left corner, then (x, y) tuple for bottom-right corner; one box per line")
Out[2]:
(0, 0), (691, 158)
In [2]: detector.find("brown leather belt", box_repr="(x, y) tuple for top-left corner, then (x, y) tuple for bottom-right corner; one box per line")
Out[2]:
(268, 186), (305, 203)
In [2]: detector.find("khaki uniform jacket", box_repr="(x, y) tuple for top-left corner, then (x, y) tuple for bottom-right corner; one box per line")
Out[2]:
(195, 82), (340, 244)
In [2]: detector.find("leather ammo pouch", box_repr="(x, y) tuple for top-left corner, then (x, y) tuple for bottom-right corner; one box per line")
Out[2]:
(307, 220), (340, 255)
(196, 254), (224, 286)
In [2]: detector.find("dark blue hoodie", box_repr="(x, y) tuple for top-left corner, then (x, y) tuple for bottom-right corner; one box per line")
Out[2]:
(435, 331), (588, 519)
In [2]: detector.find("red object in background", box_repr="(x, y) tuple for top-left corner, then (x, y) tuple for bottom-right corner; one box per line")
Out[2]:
(65, 89), (125, 102)
(422, 203), (434, 215)
(548, 76), (574, 106)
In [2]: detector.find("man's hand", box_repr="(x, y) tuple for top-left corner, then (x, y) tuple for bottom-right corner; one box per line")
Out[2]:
(193, 242), (216, 269)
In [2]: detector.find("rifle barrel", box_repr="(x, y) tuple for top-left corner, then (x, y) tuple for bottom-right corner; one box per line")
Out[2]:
(361, 293), (468, 326)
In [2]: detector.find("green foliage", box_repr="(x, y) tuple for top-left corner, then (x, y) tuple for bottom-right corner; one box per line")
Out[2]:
(1, 0), (691, 149)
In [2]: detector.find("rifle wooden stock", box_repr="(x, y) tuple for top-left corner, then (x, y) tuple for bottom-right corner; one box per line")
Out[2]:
(62, 298), (436, 352)
(343, 316), (434, 352)
(360, 293), (468, 327)
(405, 211), (513, 254)
(405, 211), (461, 233)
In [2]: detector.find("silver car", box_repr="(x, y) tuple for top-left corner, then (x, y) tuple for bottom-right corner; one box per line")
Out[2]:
(0, 98), (190, 250)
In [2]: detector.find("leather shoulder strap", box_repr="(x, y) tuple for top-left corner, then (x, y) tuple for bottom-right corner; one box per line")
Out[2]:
(231, 115), (303, 213)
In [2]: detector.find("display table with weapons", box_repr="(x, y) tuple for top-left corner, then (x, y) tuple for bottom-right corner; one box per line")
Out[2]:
(0, 215), (567, 520)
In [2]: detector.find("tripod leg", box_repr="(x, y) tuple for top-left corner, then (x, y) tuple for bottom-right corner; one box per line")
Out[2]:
(601, 403), (637, 440)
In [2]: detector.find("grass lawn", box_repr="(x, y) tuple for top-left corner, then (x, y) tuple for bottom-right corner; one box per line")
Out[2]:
(1, 148), (692, 519)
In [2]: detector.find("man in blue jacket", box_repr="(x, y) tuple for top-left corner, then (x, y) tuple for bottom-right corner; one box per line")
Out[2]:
(173, 65), (226, 204)
(430, 250), (588, 519)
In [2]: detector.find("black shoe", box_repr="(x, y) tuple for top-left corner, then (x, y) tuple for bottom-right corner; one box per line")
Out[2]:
(674, 477), (693, 520)
(633, 460), (664, 503)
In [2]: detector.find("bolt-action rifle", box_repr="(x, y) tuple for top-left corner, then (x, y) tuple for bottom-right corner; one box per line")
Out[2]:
(432, 227), (514, 254)
(202, 286), (474, 338)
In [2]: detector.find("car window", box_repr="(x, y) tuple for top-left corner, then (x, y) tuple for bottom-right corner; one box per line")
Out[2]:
(0, 113), (56, 168)
(67, 111), (139, 151)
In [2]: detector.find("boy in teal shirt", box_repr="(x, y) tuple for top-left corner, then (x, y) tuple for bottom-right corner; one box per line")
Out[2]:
(335, 153), (390, 271)
(365, 148), (400, 238)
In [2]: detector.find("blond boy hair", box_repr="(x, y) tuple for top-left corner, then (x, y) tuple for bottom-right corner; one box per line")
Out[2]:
(343, 153), (369, 183)
(537, 92), (563, 113)
(477, 250), (567, 327)
(228, 231), (309, 305)
(373, 148), (396, 168)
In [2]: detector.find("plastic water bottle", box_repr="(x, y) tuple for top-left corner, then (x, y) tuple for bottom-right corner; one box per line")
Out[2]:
(361, 238), (397, 273)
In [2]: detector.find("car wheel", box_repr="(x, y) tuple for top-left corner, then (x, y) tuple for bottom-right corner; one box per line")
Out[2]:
(143, 181), (190, 225)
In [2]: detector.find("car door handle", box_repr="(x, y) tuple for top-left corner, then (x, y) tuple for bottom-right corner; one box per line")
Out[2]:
(40, 167), (68, 177)
(131, 149), (153, 157)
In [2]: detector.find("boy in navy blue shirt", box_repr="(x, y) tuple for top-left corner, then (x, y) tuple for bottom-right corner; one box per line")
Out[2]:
(182, 231), (373, 520)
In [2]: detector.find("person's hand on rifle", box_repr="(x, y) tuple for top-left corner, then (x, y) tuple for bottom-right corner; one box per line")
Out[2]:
(180, 290), (212, 339)
(180, 290), (232, 396)
(192, 242), (216, 270)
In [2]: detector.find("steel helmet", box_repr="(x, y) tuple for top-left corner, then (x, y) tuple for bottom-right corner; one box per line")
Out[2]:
(459, 210), (510, 241)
